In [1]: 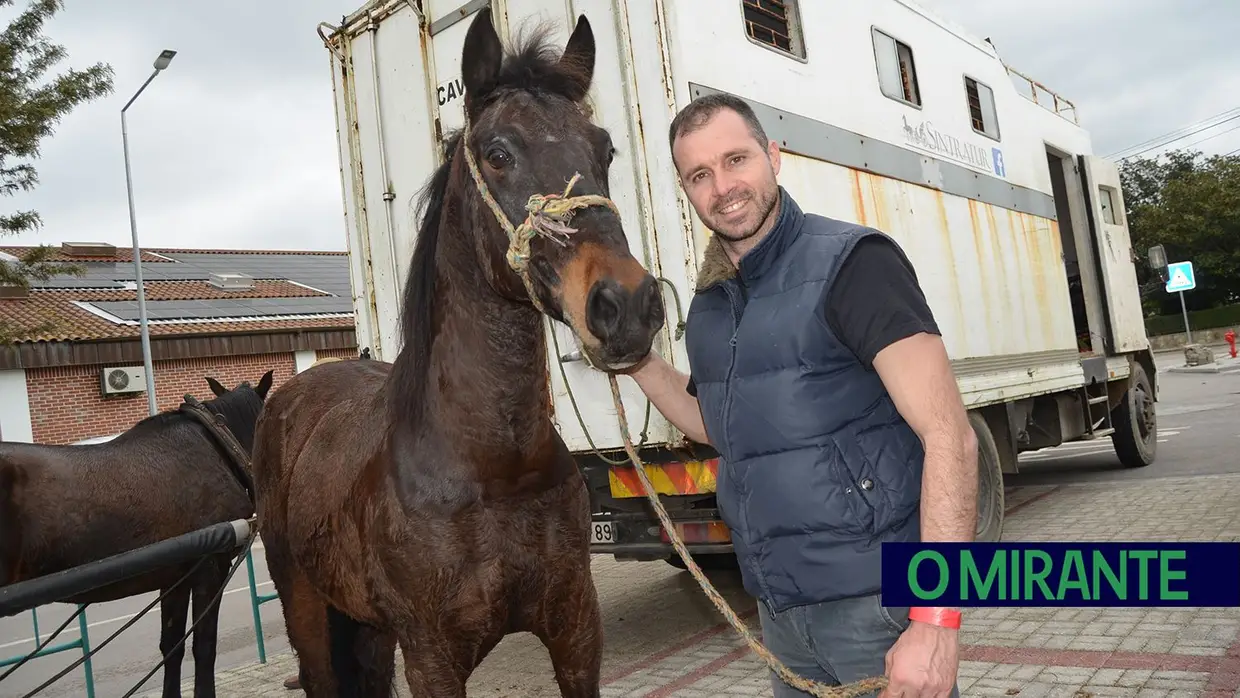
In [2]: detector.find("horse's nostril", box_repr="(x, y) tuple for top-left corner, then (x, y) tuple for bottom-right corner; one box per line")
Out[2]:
(586, 280), (624, 343)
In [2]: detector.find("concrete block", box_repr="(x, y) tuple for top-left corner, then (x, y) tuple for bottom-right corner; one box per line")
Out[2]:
(1184, 343), (1215, 366)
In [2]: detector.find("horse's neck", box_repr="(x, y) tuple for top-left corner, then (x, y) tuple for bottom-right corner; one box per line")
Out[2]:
(425, 241), (554, 457)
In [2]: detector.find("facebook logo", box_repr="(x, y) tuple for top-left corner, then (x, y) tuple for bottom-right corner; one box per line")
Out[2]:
(992, 148), (1006, 177)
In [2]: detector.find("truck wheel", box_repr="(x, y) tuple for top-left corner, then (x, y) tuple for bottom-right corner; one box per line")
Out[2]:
(1111, 362), (1156, 468)
(970, 411), (1004, 542)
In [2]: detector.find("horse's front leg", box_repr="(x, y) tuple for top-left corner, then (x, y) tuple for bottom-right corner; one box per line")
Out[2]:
(399, 637), (470, 698)
(188, 556), (230, 698)
(158, 580), (192, 698)
(531, 564), (603, 698)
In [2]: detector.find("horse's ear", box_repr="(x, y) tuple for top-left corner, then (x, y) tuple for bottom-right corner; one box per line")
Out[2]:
(256, 370), (274, 399)
(558, 14), (595, 103)
(461, 8), (503, 117)
(205, 377), (227, 397)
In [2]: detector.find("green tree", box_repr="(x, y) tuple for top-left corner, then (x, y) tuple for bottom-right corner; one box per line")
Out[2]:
(1119, 148), (1240, 316)
(0, 0), (113, 342)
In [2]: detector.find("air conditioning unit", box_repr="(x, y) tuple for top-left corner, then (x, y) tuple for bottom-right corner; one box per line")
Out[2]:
(101, 366), (146, 395)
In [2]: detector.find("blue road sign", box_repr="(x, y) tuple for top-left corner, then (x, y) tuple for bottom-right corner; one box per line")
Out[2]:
(1166, 261), (1196, 293)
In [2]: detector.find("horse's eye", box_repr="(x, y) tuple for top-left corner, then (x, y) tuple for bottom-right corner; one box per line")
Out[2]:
(486, 148), (511, 169)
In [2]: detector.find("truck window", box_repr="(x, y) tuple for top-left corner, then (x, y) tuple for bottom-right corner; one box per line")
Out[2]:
(872, 28), (921, 107)
(742, 0), (806, 60)
(1099, 186), (1121, 225)
(965, 76), (1000, 140)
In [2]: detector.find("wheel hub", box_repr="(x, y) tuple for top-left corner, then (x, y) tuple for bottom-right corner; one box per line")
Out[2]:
(1134, 384), (1155, 440)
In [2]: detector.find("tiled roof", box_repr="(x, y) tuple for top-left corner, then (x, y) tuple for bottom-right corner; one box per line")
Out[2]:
(0, 246), (356, 344)
(147, 248), (348, 256)
(0, 245), (172, 264)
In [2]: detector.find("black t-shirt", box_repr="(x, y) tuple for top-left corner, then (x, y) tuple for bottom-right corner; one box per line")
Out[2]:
(685, 235), (940, 398)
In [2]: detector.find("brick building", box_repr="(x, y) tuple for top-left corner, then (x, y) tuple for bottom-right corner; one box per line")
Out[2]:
(0, 242), (359, 444)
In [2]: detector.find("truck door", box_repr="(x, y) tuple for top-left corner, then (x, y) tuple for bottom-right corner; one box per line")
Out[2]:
(1079, 155), (1149, 353)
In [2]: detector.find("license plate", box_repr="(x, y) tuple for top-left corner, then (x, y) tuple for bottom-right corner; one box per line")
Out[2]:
(590, 520), (615, 544)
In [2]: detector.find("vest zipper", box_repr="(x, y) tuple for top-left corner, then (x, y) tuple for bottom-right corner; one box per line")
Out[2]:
(721, 279), (776, 602)
(721, 281), (744, 388)
(719, 281), (744, 449)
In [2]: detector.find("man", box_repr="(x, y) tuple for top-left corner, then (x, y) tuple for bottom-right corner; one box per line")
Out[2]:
(623, 93), (978, 697)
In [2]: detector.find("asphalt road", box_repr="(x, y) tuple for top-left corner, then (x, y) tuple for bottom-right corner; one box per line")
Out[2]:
(1, 350), (1236, 698)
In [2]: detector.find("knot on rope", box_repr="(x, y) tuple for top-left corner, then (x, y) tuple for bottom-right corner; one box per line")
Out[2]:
(505, 172), (618, 274)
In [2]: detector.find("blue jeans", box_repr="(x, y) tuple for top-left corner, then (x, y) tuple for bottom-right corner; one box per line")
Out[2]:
(758, 593), (960, 698)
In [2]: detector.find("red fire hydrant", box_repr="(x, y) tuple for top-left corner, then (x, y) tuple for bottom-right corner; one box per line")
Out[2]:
(1227, 328), (1237, 359)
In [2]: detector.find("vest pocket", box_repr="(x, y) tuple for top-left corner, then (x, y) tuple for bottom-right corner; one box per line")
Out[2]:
(817, 439), (876, 536)
(853, 421), (921, 534)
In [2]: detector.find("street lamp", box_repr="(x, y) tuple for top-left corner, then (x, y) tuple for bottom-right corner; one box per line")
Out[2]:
(1148, 244), (1168, 283)
(122, 48), (176, 416)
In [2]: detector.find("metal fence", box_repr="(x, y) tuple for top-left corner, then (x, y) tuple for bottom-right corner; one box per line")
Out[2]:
(0, 518), (267, 698)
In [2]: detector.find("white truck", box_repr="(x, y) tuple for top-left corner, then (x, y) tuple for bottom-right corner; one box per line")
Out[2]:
(320, 0), (1158, 567)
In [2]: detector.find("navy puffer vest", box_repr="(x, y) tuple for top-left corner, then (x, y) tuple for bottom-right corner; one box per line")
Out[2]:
(684, 188), (925, 613)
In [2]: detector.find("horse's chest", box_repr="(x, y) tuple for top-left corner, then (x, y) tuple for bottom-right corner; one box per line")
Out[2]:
(386, 479), (587, 590)
(456, 484), (588, 561)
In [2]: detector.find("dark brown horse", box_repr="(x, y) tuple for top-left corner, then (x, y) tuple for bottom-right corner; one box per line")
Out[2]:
(0, 370), (273, 698)
(250, 9), (663, 698)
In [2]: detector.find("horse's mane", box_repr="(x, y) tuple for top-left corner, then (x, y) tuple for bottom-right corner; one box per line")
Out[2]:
(387, 20), (592, 426)
(123, 385), (265, 446)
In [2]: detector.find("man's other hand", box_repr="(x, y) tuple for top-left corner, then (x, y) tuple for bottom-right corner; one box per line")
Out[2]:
(878, 620), (958, 698)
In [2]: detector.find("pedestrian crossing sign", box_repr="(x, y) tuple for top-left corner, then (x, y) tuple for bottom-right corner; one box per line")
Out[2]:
(1165, 261), (1195, 293)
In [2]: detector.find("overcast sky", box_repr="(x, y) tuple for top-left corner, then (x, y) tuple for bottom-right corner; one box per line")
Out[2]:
(3, 0), (1237, 253)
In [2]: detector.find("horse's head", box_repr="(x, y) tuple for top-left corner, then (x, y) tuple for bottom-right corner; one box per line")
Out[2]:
(455, 9), (663, 370)
(203, 369), (274, 453)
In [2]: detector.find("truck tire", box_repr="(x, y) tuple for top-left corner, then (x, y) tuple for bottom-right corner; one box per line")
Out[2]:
(1111, 362), (1157, 468)
(970, 411), (1005, 542)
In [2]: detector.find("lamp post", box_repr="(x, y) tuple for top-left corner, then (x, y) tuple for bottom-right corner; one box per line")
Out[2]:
(122, 49), (176, 416)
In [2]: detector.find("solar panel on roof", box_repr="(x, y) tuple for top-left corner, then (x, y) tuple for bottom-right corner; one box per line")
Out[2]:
(30, 251), (355, 304)
(87, 296), (354, 322)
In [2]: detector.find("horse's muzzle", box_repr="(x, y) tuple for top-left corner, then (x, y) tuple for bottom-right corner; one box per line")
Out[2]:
(583, 274), (664, 364)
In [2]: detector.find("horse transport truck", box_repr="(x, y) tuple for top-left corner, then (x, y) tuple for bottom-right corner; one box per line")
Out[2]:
(320, 0), (1158, 567)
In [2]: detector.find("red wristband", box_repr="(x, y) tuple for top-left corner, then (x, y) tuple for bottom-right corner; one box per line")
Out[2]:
(908, 607), (962, 629)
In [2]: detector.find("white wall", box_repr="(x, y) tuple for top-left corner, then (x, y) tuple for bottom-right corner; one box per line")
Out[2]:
(0, 369), (34, 443)
(294, 350), (318, 374)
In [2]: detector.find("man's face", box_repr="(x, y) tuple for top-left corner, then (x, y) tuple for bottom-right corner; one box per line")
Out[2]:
(672, 109), (781, 243)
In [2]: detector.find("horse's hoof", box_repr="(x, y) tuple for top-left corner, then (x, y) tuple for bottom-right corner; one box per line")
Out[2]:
(283, 674), (301, 690)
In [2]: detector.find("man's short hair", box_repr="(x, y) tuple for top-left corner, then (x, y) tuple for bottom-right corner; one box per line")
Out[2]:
(668, 93), (770, 157)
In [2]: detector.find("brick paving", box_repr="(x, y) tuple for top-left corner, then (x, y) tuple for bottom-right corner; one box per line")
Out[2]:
(154, 474), (1240, 697)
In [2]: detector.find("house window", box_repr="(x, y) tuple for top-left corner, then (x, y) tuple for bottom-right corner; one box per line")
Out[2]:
(872, 28), (920, 107)
(965, 76), (1000, 140)
(742, 0), (805, 60)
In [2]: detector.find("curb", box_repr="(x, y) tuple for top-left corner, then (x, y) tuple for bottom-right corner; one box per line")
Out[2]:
(1165, 362), (1240, 374)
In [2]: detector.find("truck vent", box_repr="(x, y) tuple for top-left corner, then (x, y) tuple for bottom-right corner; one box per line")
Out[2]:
(743, 0), (804, 59)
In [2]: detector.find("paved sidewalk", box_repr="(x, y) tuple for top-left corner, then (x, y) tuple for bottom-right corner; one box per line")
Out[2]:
(164, 475), (1240, 697)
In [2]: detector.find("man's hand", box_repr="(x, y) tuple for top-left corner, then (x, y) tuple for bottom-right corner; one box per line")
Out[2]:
(879, 620), (959, 697)
(620, 351), (712, 445)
